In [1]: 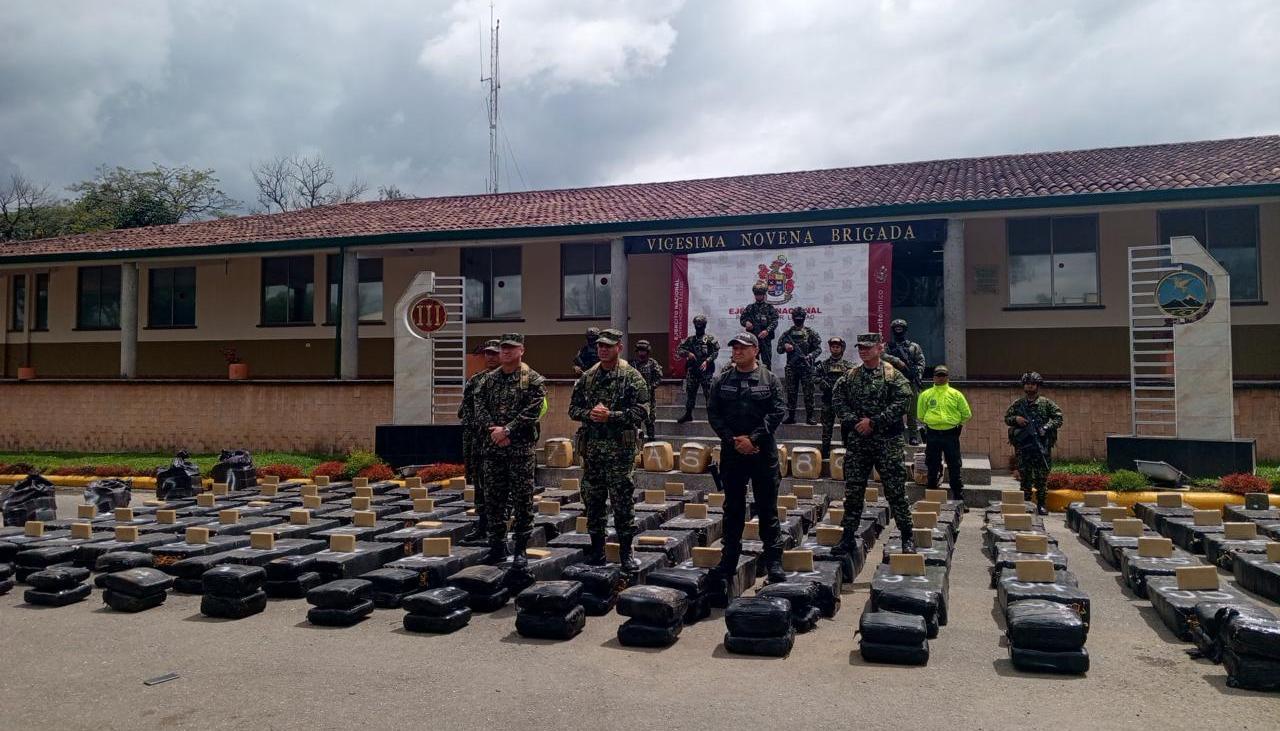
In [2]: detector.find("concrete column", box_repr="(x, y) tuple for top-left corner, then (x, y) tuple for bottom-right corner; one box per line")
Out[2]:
(339, 249), (359, 380)
(119, 262), (138, 379)
(942, 217), (967, 378)
(609, 237), (629, 356)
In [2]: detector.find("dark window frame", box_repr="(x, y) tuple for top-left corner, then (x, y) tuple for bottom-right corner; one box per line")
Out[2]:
(33, 272), (48, 331)
(75, 265), (122, 331)
(259, 255), (316, 327)
(1157, 205), (1262, 303)
(8, 274), (25, 332)
(559, 242), (612, 320)
(461, 245), (523, 321)
(147, 266), (197, 329)
(324, 255), (385, 325)
(1005, 214), (1101, 308)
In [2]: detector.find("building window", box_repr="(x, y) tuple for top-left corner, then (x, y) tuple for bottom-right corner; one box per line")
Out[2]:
(561, 243), (611, 318)
(462, 246), (521, 320)
(261, 255), (315, 325)
(148, 267), (197, 327)
(325, 255), (384, 323)
(1007, 215), (1099, 306)
(1158, 206), (1260, 301)
(34, 273), (48, 330)
(77, 265), (122, 330)
(9, 274), (24, 332)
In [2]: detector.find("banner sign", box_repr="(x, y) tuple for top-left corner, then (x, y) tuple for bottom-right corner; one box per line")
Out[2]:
(668, 243), (892, 375)
(627, 218), (945, 255)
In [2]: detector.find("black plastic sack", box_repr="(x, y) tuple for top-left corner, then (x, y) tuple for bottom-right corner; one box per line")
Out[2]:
(1223, 613), (1280, 661)
(860, 610), (929, 646)
(83, 479), (133, 514)
(617, 585), (689, 626)
(562, 564), (623, 598)
(645, 568), (711, 621)
(580, 591), (617, 616)
(793, 605), (821, 633)
(103, 588), (167, 612)
(402, 586), (470, 617)
(211, 449), (257, 490)
(724, 628), (795, 657)
(360, 568), (420, 595)
(200, 589), (267, 618)
(724, 597), (793, 638)
(467, 586), (510, 612)
(997, 579), (1092, 627)
(860, 639), (930, 665)
(516, 581), (584, 614)
(2, 474), (57, 526)
(502, 565), (536, 594)
(100, 568), (173, 597)
(95, 551), (154, 575)
(24, 582), (92, 606)
(265, 555), (318, 581)
(155, 451), (201, 500)
(1006, 600), (1088, 651)
(307, 579), (373, 609)
(0, 577), (12, 595)
(16, 545), (80, 570)
(26, 566), (91, 591)
(516, 604), (587, 640)
(1147, 578), (1251, 641)
(1009, 645), (1090, 674)
(757, 581), (820, 620)
(1223, 648), (1280, 691)
(1233, 555), (1280, 603)
(448, 565), (508, 594)
(266, 573), (323, 599)
(202, 564), (267, 597)
(173, 577), (204, 594)
(0, 562), (11, 582)
(617, 617), (682, 647)
(308, 599), (375, 626)
(1190, 604), (1273, 663)
(871, 587), (941, 638)
(404, 608), (472, 634)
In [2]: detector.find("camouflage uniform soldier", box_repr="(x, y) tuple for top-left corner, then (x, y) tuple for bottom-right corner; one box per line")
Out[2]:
(675, 315), (719, 423)
(572, 328), (601, 376)
(458, 339), (501, 541)
(1004, 371), (1064, 515)
(831, 332), (916, 555)
(883, 318), (927, 445)
(475, 333), (548, 568)
(776, 308), (821, 424)
(817, 336), (854, 457)
(740, 283), (780, 370)
(632, 339), (664, 441)
(569, 328), (650, 571)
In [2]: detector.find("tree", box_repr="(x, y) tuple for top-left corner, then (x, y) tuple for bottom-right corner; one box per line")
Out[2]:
(67, 164), (239, 229)
(377, 184), (411, 201)
(0, 172), (56, 242)
(250, 154), (368, 213)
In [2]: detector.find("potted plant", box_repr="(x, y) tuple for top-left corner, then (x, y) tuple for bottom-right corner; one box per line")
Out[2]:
(16, 363), (35, 380)
(222, 346), (248, 380)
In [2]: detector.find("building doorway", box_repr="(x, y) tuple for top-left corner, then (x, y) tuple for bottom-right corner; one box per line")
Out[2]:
(891, 240), (944, 367)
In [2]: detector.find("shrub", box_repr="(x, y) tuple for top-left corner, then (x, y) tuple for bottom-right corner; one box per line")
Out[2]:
(1047, 473), (1111, 492)
(416, 463), (466, 484)
(342, 450), (384, 480)
(0, 462), (36, 475)
(1108, 470), (1149, 493)
(259, 463), (304, 480)
(357, 463), (395, 481)
(1217, 472), (1271, 496)
(311, 461), (346, 479)
(96, 465), (138, 477)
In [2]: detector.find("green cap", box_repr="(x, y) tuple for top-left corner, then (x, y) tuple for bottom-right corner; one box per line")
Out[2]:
(475, 339), (501, 354)
(856, 332), (881, 346)
(596, 328), (622, 346)
(500, 333), (524, 346)
(635, 339), (651, 350)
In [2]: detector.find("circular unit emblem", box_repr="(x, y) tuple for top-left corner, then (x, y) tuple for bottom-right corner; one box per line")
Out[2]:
(1154, 268), (1213, 324)
(407, 296), (448, 336)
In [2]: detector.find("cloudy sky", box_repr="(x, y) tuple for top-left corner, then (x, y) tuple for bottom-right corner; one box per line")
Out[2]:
(1, 0), (1277, 211)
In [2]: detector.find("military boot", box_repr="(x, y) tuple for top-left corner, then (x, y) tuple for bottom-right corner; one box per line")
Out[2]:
(585, 532), (607, 566)
(511, 535), (529, 570)
(783, 410), (797, 425)
(804, 410), (817, 426)
(1036, 496), (1049, 516)
(900, 526), (917, 554)
(765, 553), (787, 583)
(617, 535), (640, 573)
(676, 409), (695, 424)
(466, 516), (489, 542)
(487, 539), (508, 564)
(829, 525), (858, 556)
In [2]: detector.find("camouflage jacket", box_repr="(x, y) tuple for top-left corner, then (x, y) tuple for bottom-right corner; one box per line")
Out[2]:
(832, 361), (912, 438)
(676, 334), (719, 371)
(632, 358), (663, 402)
(569, 360), (650, 443)
(884, 338), (926, 384)
(474, 362), (547, 450)
(1004, 396), (1064, 449)
(739, 301), (780, 341)
(818, 356), (855, 393)
(458, 368), (495, 436)
(776, 325), (822, 367)
(573, 344), (599, 372)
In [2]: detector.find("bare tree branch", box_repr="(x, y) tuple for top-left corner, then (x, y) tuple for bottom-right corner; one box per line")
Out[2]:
(0, 172), (54, 243)
(250, 154), (369, 212)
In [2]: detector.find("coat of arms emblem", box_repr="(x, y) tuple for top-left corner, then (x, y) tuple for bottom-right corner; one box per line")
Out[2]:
(756, 255), (795, 305)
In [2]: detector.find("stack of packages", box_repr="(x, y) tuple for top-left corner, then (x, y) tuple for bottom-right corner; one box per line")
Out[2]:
(0, 562), (12, 595)
(615, 585), (687, 648)
(360, 568), (422, 608)
(1189, 603), (1274, 663)
(402, 586), (473, 634)
(447, 565), (510, 612)
(155, 450), (201, 500)
(858, 610), (930, 665)
(562, 564), (622, 615)
(100, 567), (173, 612)
(200, 564), (268, 619)
(723, 596), (795, 657)
(757, 581), (822, 633)
(1219, 611), (1280, 692)
(514, 581), (587, 640)
(306, 579), (375, 626)
(1005, 600), (1090, 674)
(24, 566), (92, 606)
(94, 551), (154, 578)
(1, 474), (57, 526)
(646, 567), (712, 624)
(14, 545), (79, 582)
(264, 555), (323, 598)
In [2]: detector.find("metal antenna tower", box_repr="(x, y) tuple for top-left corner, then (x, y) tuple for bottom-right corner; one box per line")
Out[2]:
(481, 3), (500, 194)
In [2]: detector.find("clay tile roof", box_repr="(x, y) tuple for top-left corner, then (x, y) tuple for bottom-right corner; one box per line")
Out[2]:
(5, 135), (1279, 260)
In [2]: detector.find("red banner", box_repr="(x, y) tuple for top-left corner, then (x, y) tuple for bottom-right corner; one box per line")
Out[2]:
(669, 254), (689, 377)
(867, 242), (893, 340)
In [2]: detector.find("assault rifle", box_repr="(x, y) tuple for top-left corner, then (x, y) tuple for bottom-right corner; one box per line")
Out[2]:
(1015, 401), (1051, 471)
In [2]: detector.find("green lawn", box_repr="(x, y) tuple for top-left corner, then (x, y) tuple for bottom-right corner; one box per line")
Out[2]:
(0, 451), (339, 474)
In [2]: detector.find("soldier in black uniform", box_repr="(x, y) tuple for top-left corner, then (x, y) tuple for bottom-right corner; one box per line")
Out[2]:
(572, 327), (601, 375)
(707, 332), (789, 585)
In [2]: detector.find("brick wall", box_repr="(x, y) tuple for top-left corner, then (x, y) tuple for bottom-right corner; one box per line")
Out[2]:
(2, 380), (1278, 461)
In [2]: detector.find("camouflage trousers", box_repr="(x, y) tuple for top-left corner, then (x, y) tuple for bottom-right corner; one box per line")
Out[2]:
(1017, 449), (1052, 503)
(462, 433), (485, 512)
(580, 439), (638, 537)
(819, 389), (836, 454)
(481, 446), (535, 545)
(683, 369), (713, 410)
(784, 364), (816, 416)
(641, 399), (656, 440)
(841, 434), (913, 537)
